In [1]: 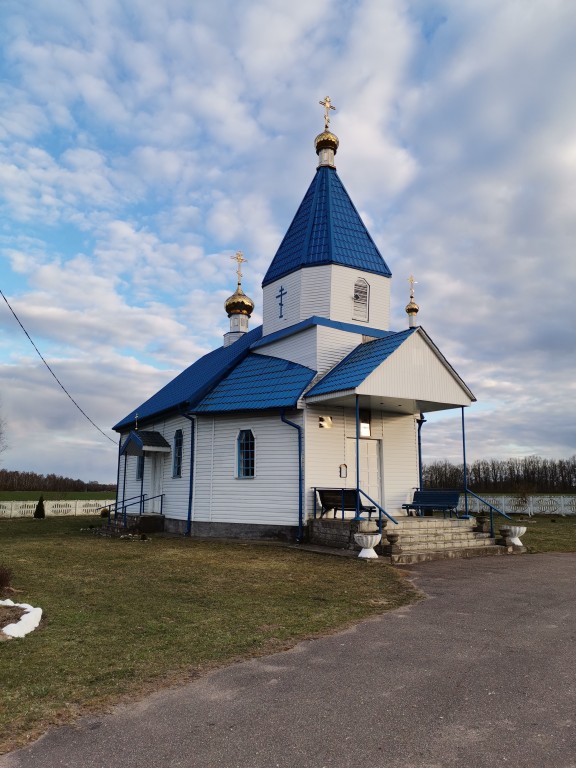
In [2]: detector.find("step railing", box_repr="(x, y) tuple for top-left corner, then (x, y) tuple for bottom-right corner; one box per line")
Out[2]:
(109, 494), (164, 527)
(465, 489), (512, 537)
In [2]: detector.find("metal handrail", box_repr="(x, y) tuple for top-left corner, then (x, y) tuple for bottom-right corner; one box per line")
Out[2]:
(312, 487), (397, 534)
(465, 488), (512, 537)
(109, 494), (164, 527)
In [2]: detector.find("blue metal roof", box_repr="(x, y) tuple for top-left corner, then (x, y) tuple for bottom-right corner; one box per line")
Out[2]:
(113, 326), (263, 430)
(262, 166), (392, 287)
(306, 328), (416, 397)
(193, 354), (316, 412)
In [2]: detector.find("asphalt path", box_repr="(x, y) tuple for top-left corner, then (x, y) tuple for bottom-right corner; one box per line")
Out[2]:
(2, 553), (575, 768)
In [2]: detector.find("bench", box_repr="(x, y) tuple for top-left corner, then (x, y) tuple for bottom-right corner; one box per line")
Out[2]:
(402, 490), (461, 518)
(316, 488), (376, 519)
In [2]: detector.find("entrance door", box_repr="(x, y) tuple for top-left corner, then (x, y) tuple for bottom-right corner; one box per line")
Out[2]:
(345, 438), (382, 506)
(149, 454), (163, 513)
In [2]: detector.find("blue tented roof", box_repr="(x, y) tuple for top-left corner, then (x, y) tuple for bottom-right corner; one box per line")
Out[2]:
(113, 326), (263, 430)
(193, 354), (316, 412)
(262, 166), (392, 287)
(305, 328), (416, 397)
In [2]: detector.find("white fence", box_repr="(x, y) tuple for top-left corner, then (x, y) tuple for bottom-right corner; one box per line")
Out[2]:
(0, 500), (116, 519)
(457, 494), (576, 516)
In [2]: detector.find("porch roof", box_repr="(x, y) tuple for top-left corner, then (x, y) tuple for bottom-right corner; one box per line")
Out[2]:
(120, 430), (171, 456)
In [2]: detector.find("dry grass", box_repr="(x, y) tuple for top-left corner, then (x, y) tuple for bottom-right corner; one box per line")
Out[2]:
(0, 516), (419, 753)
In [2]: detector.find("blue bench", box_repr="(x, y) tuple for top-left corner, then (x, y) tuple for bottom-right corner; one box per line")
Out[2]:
(402, 490), (461, 518)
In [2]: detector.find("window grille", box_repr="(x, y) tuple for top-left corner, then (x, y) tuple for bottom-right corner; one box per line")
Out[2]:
(353, 278), (369, 321)
(173, 429), (183, 477)
(237, 429), (255, 478)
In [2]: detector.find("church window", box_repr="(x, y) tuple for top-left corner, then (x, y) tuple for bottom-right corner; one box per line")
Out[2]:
(172, 429), (183, 477)
(353, 278), (369, 322)
(136, 455), (144, 480)
(237, 429), (255, 478)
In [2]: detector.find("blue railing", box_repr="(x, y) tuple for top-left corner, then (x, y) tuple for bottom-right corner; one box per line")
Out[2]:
(465, 489), (512, 537)
(312, 487), (397, 534)
(109, 493), (164, 527)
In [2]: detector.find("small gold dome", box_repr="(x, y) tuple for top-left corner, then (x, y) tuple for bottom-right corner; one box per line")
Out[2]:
(224, 285), (254, 317)
(314, 130), (339, 155)
(405, 299), (419, 316)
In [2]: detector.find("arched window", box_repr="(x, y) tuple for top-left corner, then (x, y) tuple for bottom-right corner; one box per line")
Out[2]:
(172, 429), (183, 478)
(237, 429), (255, 478)
(353, 278), (369, 322)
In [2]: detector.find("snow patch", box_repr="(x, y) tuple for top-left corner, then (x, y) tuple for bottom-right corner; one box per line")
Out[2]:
(0, 599), (43, 639)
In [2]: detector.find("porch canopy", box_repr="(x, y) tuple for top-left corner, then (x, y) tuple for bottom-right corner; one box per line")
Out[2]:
(304, 327), (475, 413)
(120, 430), (171, 456)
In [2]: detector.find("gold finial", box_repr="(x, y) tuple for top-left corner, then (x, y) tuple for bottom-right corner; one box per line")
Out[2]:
(134, 412), (139, 430)
(231, 251), (247, 285)
(405, 275), (419, 326)
(319, 96), (336, 131)
(224, 251), (254, 318)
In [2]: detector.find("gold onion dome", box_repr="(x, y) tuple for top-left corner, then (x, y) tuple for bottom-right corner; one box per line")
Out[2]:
(225, 284), (254, 317)
(314, 130), (339, 155)
(405, 298), (419, 316)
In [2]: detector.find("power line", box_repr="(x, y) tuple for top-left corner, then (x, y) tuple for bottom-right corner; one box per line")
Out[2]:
(0, 288), (117, 445)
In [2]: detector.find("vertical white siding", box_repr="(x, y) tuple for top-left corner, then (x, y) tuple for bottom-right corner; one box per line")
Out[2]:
(330, 266), (391, 330)
(193, 413), (301, 526)
(316, 326), (361, 376)
(360, 332), (473, 405)
(262, 272), (303, 335)
(382, 414), (419, 516)
(299, 265), (332, 319)
(254, 327), (318, 370)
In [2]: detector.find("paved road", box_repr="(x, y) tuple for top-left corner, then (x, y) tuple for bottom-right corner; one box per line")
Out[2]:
(2, 554), (575, 768)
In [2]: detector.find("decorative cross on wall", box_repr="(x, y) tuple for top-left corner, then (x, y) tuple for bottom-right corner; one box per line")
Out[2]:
(275, 285), (287, 319)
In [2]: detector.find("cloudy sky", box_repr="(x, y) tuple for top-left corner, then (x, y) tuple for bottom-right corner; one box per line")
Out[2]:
(1, 0), (575, 483)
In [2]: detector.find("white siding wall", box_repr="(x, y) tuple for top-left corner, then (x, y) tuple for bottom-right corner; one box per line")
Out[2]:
(117, 415), (193, 520)
(192, 413), (302, 526)
(360, 332), (473, 405)
(262, 271), (304, 335)
(263, 265), (391, 336)
(382, 414), (419, 516)
(316, 326), (361, 376)
(329, 266), (391, 330)
(254, 327), (319, 370)
(304, 406), (418, 521)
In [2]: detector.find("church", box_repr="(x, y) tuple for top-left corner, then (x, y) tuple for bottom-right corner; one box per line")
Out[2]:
(113, 99), (476, 540)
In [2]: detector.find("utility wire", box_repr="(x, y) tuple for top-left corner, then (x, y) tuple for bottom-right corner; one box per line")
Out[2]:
(0, 288), (116, 445)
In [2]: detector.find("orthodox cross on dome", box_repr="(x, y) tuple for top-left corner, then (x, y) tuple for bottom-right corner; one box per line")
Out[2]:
(408, 274), (417, 299)
(319, 96), (336, 131)
(231, 251), (247, 285)
(276, 285), (287, 319)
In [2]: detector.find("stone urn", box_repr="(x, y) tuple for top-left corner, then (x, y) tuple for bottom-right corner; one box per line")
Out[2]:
(353, 532), (382, 559)
(499, 524), (527, 548)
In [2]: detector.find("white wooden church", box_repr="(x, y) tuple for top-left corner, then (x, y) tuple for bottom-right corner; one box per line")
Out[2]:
(113, 101), (475, 540)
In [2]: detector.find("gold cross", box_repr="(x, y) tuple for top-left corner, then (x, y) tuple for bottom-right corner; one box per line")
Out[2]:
(408, 275), (417, 298)
(231, 251), (247, 283)
(319, 96), (336, 131)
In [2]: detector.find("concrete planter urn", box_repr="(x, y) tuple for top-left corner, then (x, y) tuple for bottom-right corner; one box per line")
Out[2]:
(353, 532), (382, 559)
(499, 524), (527, 548)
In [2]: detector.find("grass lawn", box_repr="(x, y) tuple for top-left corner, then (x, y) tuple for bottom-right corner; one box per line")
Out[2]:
(518, 514), (576, 552)
(0, 491), (115, 501)
(0, 516), (419, 754)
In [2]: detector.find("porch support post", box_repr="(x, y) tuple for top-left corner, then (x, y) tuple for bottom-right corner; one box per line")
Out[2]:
(355, 395), (361, 519)
(461, 406), (469, 517)
(417, 413), (426, 490)
(140, 455), (145, 515)
(122, 453), (127, 526)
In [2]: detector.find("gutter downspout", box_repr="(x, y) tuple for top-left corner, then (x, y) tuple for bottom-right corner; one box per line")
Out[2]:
(461, 406), (469, 517)
(182, 414), (196, 537)
(122, 451), (128, 525)
(280, 409), (304, 543)
(417, 413), (427, 490)
(355, 395), (361, 519)
(114, 437), (122, 522)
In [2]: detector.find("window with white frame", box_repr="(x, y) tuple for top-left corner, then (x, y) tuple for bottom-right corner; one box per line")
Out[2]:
(353, 278), (369, 321)
(237, 429), (255, 478)
(172, 429), (183, 477)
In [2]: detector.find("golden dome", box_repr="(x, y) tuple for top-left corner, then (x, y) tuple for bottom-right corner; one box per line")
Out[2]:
(314, 130), (339, 155)
(224, 285), (254, 317)
(405, 298), (419, 316)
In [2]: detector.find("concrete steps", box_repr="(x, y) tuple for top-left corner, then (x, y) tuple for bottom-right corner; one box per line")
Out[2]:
(385, 516), (507, 564)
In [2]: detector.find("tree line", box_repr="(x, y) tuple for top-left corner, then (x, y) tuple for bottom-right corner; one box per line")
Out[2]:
(0, 469), (116, 493)
(423, 455), (576, 494)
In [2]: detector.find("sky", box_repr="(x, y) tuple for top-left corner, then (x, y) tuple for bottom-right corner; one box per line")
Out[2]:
(1, 0), (575, 483)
